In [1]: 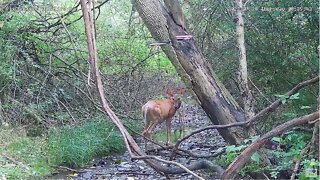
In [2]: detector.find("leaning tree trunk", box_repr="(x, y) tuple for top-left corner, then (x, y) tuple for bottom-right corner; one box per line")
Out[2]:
(133, 0), (256, 145)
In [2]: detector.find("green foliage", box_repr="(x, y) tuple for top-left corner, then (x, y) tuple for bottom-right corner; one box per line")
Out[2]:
(251, 152), (260, 164)
(225, 144), (246, 163)
(0, 118), (128, 179)
(47, 118), (125, 166)
(0, 129), (52, 179)
(189, 0), (318, 127)
(269, 131), (312, 179)
(299, 159), (320, 180)
(218, 135), (263, 176)
(275, 92), (300, 104)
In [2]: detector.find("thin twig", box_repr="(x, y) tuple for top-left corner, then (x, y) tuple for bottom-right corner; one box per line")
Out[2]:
(53, 165), (81, 172)
(290, 143), (311, 180)
(248, 77), (272, 103)
(170, 76), (319, 159)
(132, 155), (205, 180)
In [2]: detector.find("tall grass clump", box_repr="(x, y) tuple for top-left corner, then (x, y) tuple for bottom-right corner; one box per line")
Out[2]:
(47, 119), (125, 166)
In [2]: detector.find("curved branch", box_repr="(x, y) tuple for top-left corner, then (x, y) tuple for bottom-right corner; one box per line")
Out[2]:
(170, 76), (319, 159)
(80, 1), (222, 179)
(133, 155), (224, 177)
(221, 111), (319, 179)
(248, 76), (319, 126)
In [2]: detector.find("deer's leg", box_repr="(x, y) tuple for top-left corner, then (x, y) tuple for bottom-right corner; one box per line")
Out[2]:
(144, 131), (151, 151)
(145, 116), (162, 149)
(143, 118), (155, 150)
(165, 118), (172, 146)
(143, 116), (160, 150)
(143, 117), (149, 150)
(146, 120), (158, 139)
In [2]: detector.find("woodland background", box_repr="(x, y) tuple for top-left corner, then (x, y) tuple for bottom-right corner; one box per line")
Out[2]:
(0, 0), (318, 179)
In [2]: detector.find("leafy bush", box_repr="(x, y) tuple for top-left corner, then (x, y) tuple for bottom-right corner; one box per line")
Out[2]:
(270, 131), (312, 179)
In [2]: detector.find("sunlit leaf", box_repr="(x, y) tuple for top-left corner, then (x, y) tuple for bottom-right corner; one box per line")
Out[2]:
(289, 93), (300, 100)
(251, 152), (260, 163)
(300, 106), (311, 109)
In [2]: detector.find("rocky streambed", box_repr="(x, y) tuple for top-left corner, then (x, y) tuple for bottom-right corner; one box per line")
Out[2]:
(53, 105), (226, 179)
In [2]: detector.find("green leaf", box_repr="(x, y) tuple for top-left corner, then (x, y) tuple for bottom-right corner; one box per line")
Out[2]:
(272, 137), (282, 143)
(283, 112), (296, 118)
(300, 106), (311, 109)
(251, 152), (260, 163)
(270, 170), (279, 179)
(227, 153), (236, 162)
(289, 93), (300, 100)
(275, 94), (289, 104)
(226, 145), (236, 153)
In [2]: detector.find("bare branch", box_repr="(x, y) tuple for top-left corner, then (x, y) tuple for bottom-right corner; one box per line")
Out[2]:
(170, 76), (319, 159)
(290, 143), (311, 180)
(79, 1), (221, 178)
(221, 111), (319, 179)
(132, 155), (205, 180)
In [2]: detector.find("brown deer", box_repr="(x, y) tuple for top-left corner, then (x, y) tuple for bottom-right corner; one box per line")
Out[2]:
(142, 87), (186, 150)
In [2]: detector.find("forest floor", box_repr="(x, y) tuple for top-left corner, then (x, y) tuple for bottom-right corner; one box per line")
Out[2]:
(51, 104), (226, 179)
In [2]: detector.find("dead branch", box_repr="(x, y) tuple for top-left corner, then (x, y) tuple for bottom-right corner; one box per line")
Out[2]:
(309, 121), (319, 155)
(290, 143), (311, 180)
(53, 165), (81, 172)
(221, 111), (319, 179)
(132, 155), (205, 180)
(132, 155), (224, 177)
(148, 144), (225, 159)
(247, 76), (319, 126)
(79, 1), (221, 179)
(248, 77), (272, 103)
(170, 76), (319, 159)
(7, 96), (51, 126)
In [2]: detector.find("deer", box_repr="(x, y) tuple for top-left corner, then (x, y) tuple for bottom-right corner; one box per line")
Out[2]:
(142, 87), (186, 150)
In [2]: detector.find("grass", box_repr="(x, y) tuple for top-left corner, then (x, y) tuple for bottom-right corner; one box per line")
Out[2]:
(152, 127), (193, 144)
(0, 128), (52, 179)
(47, 119), (126, 166)
(0, 118), (127, 179)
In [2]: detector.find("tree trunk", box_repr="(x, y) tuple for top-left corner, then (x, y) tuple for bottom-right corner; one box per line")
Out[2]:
(133, 0), (256, 145)
(235, 0), (255, 119)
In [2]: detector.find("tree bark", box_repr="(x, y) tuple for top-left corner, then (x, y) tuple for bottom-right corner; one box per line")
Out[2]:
(80, 0), (223, 178)
(133, 0), (256, 145)
(235, 0), (255, 119)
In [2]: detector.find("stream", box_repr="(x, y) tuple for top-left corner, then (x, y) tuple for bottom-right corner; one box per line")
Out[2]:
(50, 104), (226, 179)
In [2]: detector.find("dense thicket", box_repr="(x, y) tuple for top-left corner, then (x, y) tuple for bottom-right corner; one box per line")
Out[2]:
(187, 0), (318, 129)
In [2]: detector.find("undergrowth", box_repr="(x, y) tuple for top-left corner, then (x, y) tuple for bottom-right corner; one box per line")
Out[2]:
(0, 118), (128, 179)
(47, 119), (126, 166)
(0, 128), (52, 179)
